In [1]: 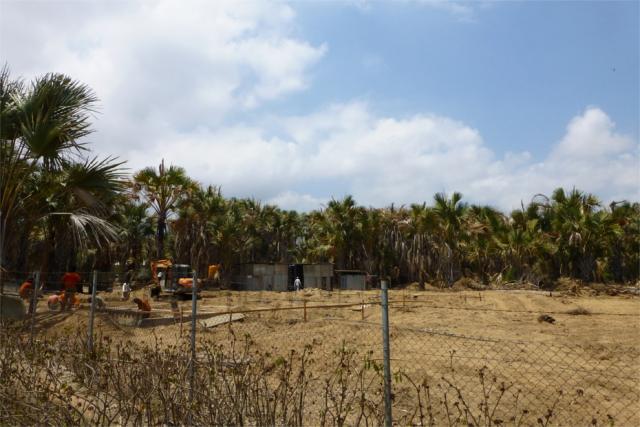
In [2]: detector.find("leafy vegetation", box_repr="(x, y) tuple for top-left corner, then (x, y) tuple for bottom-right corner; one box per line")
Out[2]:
(1, 68), (638, 287)
(0, 67), (125, 280)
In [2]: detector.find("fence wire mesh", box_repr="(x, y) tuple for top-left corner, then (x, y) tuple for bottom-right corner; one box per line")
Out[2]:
(388, 322), (639, 426)
(0, 280), (639, 426)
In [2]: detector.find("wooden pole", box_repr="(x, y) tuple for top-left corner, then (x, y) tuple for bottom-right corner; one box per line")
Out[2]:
(179, 305), (183, 338)
(95, 300), (374, 318)
(303, 300), (307, 322)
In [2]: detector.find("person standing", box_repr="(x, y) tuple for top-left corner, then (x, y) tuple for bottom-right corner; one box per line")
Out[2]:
(61, 268), (81, 311)
(122, 281), (132, 301)
(122, 263), (135, 300)
(294, 276), (302, 292)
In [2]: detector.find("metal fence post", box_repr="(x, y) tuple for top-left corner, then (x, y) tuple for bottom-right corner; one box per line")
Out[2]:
(189, 270), (198, 407)
(0, 210), (3, 325)
(381, 279), (392, 427)
(29, 271), (40, 347)
(87, 270), (98, 353)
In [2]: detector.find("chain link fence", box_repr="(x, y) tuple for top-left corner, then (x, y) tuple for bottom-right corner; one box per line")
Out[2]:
(389, 325), (639, 426)
(1, 273), (639, 425)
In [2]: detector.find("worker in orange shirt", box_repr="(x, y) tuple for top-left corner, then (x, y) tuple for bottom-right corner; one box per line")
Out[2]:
(59, 291), (80, 311)
(61, 267), (81, 311)
(18, 278), (34, 300)
(132, 297), (151, 318)
(18, 277), (36, 314)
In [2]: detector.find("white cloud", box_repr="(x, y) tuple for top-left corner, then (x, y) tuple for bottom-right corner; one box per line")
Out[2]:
(0, 0), (326, 151)
(1, 2), (636, 212)
(115, 103), (638, 211)
(504, 107), (640, 207)
(551, 107), (633, 159)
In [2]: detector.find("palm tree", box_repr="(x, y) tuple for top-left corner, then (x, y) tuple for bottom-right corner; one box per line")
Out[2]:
(607, 201), (640, 281)
(433, 192), (467, 285)
(173, 184), (225, 270)
(465, 205), (505, 283)
(318, 196), (366, 269)
(115, 199), (155, 265)
(543, 188), (601, 280)
(1, 68), (124, 274)
(41, 156), (125, 270)
(132, 160), (195, 259)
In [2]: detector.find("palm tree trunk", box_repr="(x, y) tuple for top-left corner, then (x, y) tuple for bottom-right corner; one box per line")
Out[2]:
(157, 213), (166, 259)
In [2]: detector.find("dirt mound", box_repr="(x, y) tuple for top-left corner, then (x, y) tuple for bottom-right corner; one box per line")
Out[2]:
(451, 277), (485, 291)
(552, 278), (636, 297)
(554, 277), (586, 295)
(404, 282), (424, 291)
(496, 281), (540, 291)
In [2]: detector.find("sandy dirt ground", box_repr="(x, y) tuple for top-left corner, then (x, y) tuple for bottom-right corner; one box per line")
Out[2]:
(25, 287), (640, 426)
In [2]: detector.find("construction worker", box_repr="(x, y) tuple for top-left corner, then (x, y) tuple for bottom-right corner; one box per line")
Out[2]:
(61, 267), (81, 311)
(132, 297), (151, 318)
(59, 291), (80, 311)
(47, 293), (62, 311)
(122, 263), (134, 300)
(18, 277), (34, 301)
(122, 281), (132, 301)
(18, 277), (36, 314)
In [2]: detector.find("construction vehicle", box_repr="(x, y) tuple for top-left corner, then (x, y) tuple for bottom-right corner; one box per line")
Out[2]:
(204, 264), (222, 288)
(150, 260), (198, 297)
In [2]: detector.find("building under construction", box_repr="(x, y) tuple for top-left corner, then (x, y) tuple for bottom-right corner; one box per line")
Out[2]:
(231, 263), (334, 291)
(335, 270), (369, 290)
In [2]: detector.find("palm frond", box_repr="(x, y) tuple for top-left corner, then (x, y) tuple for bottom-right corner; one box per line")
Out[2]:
(49, 212), (120, 251)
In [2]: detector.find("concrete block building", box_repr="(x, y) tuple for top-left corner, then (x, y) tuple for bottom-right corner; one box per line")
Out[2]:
(232, 263), (334, 291)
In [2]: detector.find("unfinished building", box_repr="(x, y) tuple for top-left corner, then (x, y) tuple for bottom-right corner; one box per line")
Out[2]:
(231, 263), (289, 291)
(232, 263), (334, 291)
(336, 270), (369, 290)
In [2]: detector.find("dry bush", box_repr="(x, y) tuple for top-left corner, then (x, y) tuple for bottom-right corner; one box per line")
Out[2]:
(0, 323), (610, 426)
(566, 306), (591, 316)
(395, 362), (566, 427)
(0, 324), (385, 426)
(452, 277), (485, 291)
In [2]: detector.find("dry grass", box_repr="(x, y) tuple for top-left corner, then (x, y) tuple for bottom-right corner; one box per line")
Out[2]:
(9, 287), (640, 425)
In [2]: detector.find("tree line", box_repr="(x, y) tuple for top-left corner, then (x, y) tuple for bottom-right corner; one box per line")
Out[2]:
(1, 69), (638, 287)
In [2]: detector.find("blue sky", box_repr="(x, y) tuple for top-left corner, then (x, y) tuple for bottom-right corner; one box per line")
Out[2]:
(1, 0), (638, 211)
(281, 1), (639, 157)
